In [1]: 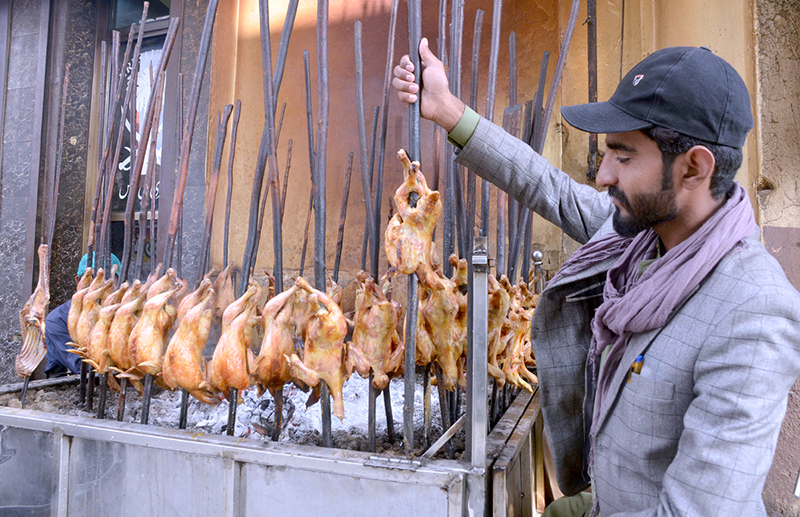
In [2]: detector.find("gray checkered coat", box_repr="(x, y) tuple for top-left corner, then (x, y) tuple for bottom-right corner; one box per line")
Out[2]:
(456, 117), (800, 516)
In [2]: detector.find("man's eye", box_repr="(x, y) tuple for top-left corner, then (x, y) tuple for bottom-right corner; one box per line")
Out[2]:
(616, 157), (630, 163)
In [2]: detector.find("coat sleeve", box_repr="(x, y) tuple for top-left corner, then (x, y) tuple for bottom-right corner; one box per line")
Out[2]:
(455, 116), (613, 245)
(609, 291), (800, 517)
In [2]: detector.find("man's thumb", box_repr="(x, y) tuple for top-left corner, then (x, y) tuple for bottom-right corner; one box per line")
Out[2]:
(419, 37), (438, 67)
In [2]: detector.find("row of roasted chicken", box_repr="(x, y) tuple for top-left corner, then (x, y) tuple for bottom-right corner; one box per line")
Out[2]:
(62, 253), (538, 423)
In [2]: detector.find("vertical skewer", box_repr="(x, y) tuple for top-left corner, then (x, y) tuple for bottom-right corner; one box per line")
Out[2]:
(332, 153), (353, 283)
(482, 0), (503, 238)
(466, 10), (483, 257)
(279, 139), (292, 223)
(116, 378), (128, 421)
(299, 187), (314, 277)
(587, 0), (599, 180)
(360, 107), (380, 270)
(423, 364), (432, 448)
(315, 0), (332, 449)
(227, 388), (237, 436)
(223, 100), (242, 270)
(271, 0), (299, 110)
(373, 0), (399, 279)
(404, 0), (422, 457)
(354, 20), (376, 268)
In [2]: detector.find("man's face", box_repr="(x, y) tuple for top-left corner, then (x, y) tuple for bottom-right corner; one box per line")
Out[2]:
(596, 130), (678, 237)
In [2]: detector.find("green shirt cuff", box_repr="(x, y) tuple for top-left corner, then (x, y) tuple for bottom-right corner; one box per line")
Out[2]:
(447, 106), (479, 149)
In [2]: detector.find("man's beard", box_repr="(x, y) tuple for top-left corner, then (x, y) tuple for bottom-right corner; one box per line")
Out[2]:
(609, 176), (678, 238)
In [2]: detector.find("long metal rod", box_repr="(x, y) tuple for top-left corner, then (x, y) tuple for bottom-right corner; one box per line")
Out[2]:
(280, 139), (292, 223)
(353, 20), (376, 259)
(587, 0), (599, 180)
(263, 4), (284, 295)
(299, 187), (314, 278)
(372, 0), (399, 280)
(361, 106), (380, 271)
(315, 0), (332, 449)
(223, 100), (242, 270)
(271, 0), (299, 109)
(133, 64), (161, 281)
(332, 152), (353, 283)
(466, 10), (483, 257)
(403, 0), (422, 457)
(239, 120), (269, 295)
(197, 105), (233, 287)
(423, 364), (432, 448)
(163, 0), (218, 269)
(481, 0), (502, 239)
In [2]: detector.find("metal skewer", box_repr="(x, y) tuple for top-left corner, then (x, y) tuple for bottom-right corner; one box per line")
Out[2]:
(315, 0), (332, 448)
(360, 107), (380, 271)
(223, 100), (242, 270)
(332, 153), (354, 284)
(404, 0), (422, 457)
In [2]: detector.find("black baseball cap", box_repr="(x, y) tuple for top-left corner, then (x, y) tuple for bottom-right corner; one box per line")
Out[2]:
(561, 46), (753, 148)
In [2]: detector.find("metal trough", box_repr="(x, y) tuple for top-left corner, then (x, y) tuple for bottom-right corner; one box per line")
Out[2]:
(0, 387), (540, 516)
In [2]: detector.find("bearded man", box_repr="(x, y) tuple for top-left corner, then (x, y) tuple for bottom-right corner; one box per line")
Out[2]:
(393, 43), (800, 516)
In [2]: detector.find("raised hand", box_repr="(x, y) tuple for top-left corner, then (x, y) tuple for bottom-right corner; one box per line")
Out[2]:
(392, 38), (465, 132)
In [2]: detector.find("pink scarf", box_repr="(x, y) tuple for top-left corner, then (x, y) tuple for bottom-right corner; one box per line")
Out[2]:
(552, 183), (757, 433)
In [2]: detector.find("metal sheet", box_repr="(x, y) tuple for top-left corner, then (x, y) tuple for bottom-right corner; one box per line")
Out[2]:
(240, 462), (452, 516)
(0, 426), (54, 516)
(67, 438), (228, 516)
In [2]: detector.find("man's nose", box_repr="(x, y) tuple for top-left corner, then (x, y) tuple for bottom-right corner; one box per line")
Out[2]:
(595, 157), (616, 188)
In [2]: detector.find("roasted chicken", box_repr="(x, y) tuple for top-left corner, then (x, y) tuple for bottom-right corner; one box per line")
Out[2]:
(207, 279), (263, 395)
(251, 284), (299, 401)
(16, 244), (51, 378)
(162, 279), (219, 403)
(487, 275), (511, 386)
(128, 269), (180, 377)
(66, 268), (94, 341)
(385, 149), (442, 287)
(347, 274), (404, 390)
(71, 268), (115, 355)
(82, 282), (129, 375)
(287, 277), (349, 420)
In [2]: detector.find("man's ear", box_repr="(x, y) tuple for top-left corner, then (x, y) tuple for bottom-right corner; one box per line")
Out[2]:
(677, 145), (715, 191)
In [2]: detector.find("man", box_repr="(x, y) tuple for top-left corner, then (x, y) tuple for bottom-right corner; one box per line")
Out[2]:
(44, 253), (121, 377)
(394, 41), (800, 516)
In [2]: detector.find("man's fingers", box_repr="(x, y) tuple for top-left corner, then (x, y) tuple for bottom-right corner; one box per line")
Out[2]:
(399, 54), (414, 72)
(392, 76), (419, 94)
(393, 64), (415, 83)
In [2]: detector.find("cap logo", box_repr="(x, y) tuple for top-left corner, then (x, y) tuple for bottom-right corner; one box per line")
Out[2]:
(633, 74), (644, 86)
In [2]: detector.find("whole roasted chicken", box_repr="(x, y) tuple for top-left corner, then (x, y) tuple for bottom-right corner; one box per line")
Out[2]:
(66, 268), (94, 341)
(348, 274), (404, 390)
(287, 277), (349, 420)
(16, 244), (51, 378)
(82, 282), (129, 376)
(487, 275), (511, 386)
(162, 279), (219, 404)
(107, 279), (147, 387)
(70, 267), (115, 355)
(418, 268), (461, 391)
(251, 284), (299, 401)
(385, 149), (442, 287)
(207, 279), (263, 395)
(128, 269), (180, 377)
